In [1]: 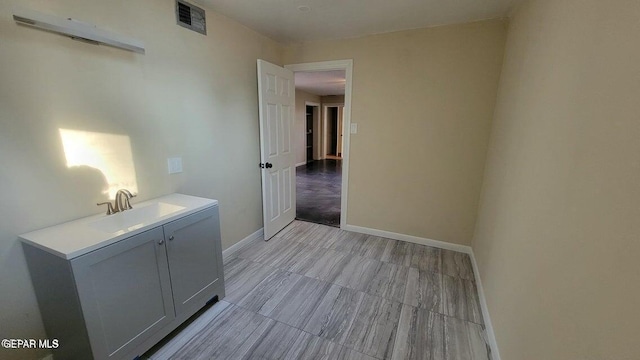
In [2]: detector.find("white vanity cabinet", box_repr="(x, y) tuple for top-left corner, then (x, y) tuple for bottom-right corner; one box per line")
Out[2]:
(163, 208), (223, 317)
(70, 226), (176, 360)
(21, 195), (225, 360)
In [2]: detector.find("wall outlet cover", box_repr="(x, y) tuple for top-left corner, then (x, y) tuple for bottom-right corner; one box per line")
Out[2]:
(167, 157), (183, 174)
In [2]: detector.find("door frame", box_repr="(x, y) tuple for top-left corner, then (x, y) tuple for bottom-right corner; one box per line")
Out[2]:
(285, 60), (353, 229)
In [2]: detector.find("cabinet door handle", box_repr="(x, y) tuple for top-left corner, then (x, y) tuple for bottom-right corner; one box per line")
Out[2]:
(169, 236), (175, 241)
(158, 239), (164, 245)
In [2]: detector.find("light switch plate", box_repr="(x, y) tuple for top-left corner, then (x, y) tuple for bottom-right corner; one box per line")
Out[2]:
(350, 123), (358, 134)
(167, 157), (183, 174)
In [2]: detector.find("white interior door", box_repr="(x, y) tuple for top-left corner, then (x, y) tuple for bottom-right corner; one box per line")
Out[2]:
(257, 60), (296, 240)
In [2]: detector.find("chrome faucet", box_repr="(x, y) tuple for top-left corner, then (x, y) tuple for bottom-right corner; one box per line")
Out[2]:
(115, 189), (135, 211)
(97, 189), (136, 215)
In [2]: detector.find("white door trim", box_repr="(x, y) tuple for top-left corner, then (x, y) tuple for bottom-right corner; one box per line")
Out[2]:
(285, 60), (353, 229)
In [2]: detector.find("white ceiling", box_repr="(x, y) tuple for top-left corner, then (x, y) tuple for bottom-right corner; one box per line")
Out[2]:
(199, 0), (522, 43)
(295, 70), (346, 96)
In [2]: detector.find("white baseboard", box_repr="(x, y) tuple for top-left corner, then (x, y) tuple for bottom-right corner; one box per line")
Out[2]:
(342, 224), (472, 254)
(296, 162), (307, 167)
(222, 227), (264, 260)
(342, 223), (500, 359)
(469, 251), (501, 360)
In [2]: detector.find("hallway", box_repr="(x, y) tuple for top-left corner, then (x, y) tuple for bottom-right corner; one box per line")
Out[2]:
(296, 160), (341, 227)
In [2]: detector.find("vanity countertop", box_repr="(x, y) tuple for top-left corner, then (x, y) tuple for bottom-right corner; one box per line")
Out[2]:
(20, 193), (218, 260)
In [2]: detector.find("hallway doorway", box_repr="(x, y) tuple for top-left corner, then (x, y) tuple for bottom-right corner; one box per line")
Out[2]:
(290, 65), (350, 228)
(287, 60), (353, 229)
(323, 104), (344, 159)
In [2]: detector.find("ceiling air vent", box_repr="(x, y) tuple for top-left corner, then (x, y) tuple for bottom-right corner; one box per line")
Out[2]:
(176, 0), (206, 35)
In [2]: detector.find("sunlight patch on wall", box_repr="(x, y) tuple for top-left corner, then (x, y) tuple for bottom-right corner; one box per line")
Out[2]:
(59, 129), (138, 199)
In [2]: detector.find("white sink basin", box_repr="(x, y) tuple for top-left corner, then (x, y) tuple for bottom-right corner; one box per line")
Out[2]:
(20, 193), (218, 259)
(90, 202), (186, 234)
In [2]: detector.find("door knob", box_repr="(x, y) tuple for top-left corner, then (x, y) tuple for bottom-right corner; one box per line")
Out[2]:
(158, 239), (164, 245)
(265, 162), (273, 168)
(169, 236), (174, 241)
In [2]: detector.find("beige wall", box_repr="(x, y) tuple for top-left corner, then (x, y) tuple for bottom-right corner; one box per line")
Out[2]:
(472, 0), (640, 359)
(285, 20), (507, 245)
(0, 1), (282, 358)
(294, 90), (321, 165)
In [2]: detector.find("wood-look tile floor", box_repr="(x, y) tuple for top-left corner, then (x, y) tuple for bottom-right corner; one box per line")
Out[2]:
(145, 221), (492, 360)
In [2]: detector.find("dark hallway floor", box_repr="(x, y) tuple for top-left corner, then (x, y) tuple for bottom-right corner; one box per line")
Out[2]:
(296, 159), (341, 227)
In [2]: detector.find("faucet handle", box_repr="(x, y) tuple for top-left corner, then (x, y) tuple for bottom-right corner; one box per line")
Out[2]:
(97, 202), (116, 215)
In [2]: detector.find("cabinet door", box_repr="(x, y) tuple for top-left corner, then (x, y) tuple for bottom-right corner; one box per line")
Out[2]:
(71, 227), (174, 360)
(163, 206), (222, 316)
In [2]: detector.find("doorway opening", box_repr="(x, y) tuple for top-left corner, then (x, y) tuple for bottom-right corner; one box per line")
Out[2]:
(323, 104), (344, 160)
(291, 70), (346, 227)
(305, 105), (316, 163)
